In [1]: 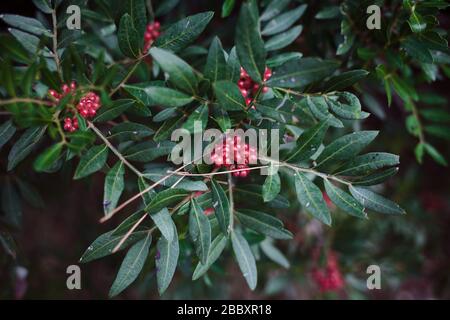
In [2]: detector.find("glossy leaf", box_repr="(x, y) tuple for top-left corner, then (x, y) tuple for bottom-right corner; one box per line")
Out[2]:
(150, 47), (198, 94)
(315, 131), (378, 168)
(104, 162), (125, 215)
(324, 179), (366, 219)
(192, 234), (227, 280)
(8, 126), (46, 171)
(109, 233), (151, 297)
(156, 220), (179, 295)
(210, 179), (231, 234)
(294, 172), (331, 225)
(73, 145), (109, 180)
(235, 0), (266, 82)
(155, 11), (214, 53)
(189, 198), (211, 264)
(231, 230), (257, 290)
(236, 209), (292, 240)
(349, 186), (406, 215)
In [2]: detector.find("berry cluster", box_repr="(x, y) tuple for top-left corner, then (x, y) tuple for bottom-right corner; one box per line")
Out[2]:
(311, 252), (345, 292)
(238, 67), (272, 108)
(76, 92), (101, 119)
(47, 81), (101, 132)
(63, 117), (79, 132)
(210, 136), (258, 178)
(48, 81), (77, 103)
(144, 21), (161, 52)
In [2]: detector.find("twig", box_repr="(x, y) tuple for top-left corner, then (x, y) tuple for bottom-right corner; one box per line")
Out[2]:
(112, 213), (147, 253)
(168, 165), (269, 177)
(109, 62), (139, 97)
(0, 98), (52, 106)
(51, 9), (62, 80)
(100, 159), (197, 223)
(88, 121), (143, 177)
(228, 173), (234, 230)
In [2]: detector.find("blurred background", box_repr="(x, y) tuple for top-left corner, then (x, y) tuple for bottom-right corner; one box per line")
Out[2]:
(1, 0), (449, 299)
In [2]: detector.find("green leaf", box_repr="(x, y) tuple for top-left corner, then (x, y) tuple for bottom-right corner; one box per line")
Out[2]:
(326, 92), (370, 120)
(267, 52), (302, 68)
(352, 168), (399, 186)
(32, 0), (52, 14)
(212, 106), (231, 132)
(334, 152), (399, 176)
(154, 116), (184, 142)
(295, 172), (331, 225)
(424, 143), (447, 166)
(124, 85), (194, 107)
(9, 28), (42, 55)
(262, 4), (307, 36)
(182, 104), (208, 134)
(214, 80), (247, 111)
(1, 14), (51, 36)
(235, 0), (266, 82)
(408, 9), (427, 33)
(260, 239), (290, 269)
(74, 145), (109, 179)
(234, 184), (290, 208)
(226, 47), (241, 83)
(138, 178), (175, 241)
(109, 233), (151, 297)
(155, 11), (214, 53)
(306, 96), (343, 128)
(94, 99), (134, 122)
(323, 179), (366, 219)
(125, 0), (147, 42)
(262, 167), (281, 202)
(349, 186), (405, 215)
(189, 198), (211, 264)
(204, 37), (227, 82)
(104, 162), (125, 215)
(144, 188), (189, 214)
(79, 230), (148, 263)
(231, 230), (257, 290)
(33, 143), (63, 172)
(109, 122), (154, 141)
(315, 131), (378, 168)
(236, 209), (292, 240)
(8, 126), (46, 171)
(0, 120), (16, 150)
(192, 234), (227, 280)
(315, 6), (341, 19)
(210, 179), (231, 234)
(260, 0), (290, 21)
(402, 36), (433, 63)
(221, 0), (236, 18)
(264, 25), (303, 51)
(323, 70), (369, 91)
(267, 58), (339, 88)
(124, 141), (174, 162)
(118, 13), (140, 58)
(150, 47), (198, 94)
(156, 220), (179, 295)
(283, 119), (329, 162)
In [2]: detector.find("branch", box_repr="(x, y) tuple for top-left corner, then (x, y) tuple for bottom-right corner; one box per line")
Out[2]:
(0, 98), (53, 106)
(51, 9), (62, 80)
(88, 121), (143, 177)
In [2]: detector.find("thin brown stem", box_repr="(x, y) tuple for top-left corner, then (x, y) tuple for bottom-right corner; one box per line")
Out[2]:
(51, 9), (62, 80)
(88, 121), (143, 177)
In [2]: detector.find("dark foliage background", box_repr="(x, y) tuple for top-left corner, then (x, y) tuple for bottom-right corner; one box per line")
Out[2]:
(0, 0), (449, 299)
